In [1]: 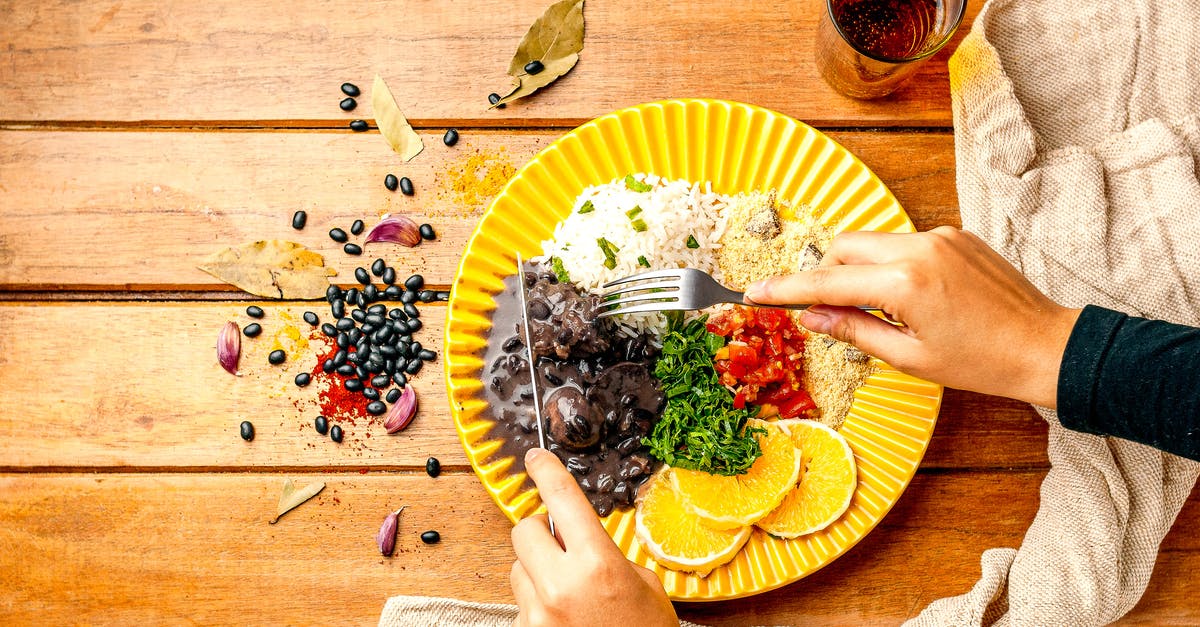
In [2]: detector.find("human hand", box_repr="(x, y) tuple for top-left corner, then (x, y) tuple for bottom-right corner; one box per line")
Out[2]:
(744, 227), (1080, 407)
(510, 447), (678, 627)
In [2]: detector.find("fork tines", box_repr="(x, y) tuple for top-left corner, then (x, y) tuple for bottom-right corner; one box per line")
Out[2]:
(596, 270), (687, 317)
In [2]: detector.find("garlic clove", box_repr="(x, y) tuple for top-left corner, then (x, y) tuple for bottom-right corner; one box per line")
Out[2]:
(218, 321), (241, 375)
(364, 214), (421, 247)
(376, 506), (405, 557)
(384, 385), (418, 433)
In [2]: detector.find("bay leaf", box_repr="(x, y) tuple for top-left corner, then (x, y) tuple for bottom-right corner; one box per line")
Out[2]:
(198, 240), (336, 300)
(270, 478), (326, 524)
(494, 0), (585, 107)
(372, 74), (423, 162)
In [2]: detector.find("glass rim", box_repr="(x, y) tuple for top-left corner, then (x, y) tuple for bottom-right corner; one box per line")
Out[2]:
(824, 0), (968, 64)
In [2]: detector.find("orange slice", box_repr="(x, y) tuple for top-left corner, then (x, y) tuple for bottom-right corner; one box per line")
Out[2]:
(756, 419), (857, 538)
(670, 419), (801, 530)
(634, 468), (752, 576)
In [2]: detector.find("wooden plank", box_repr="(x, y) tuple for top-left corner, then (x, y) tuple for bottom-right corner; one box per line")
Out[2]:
(2, 471), (1196, 625)
(0, 302), (1041, 471)
(0, 129), (957, 291)
(0, 1), (979, 127)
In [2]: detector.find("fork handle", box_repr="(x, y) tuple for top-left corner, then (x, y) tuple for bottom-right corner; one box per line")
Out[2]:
(734, 291), (879, 312)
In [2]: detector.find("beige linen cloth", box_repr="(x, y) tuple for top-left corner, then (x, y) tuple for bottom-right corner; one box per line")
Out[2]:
(380, 1), (1200, 624)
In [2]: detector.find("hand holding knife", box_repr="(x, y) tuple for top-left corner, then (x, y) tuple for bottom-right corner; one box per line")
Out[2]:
(516, 251), (556, 538)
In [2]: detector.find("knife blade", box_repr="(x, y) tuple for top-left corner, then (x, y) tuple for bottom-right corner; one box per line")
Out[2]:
(516, 251), (556, 537)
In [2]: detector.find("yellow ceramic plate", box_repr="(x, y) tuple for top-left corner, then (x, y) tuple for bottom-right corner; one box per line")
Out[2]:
(444, 99), (942, 601)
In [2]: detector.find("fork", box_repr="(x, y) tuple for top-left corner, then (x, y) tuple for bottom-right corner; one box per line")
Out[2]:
(596, 268), (878, 317)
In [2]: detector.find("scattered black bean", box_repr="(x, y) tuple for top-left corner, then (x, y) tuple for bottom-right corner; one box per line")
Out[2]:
(344, 243), (362, 255)
(321, 323), (338, 337)
(268, 349), (286, 365)
(325, 284), (343, 302)
(386, 388), (402, 403)
(243, 323), (262, 337)
(348, 328), (362, 343)
(382, 267), (397, 285)
(410, 341), (423, 355)
(363, 284), (379, 302)
(303, 311), (319, 326)
(339, 97), (357, 111)
(370, 259), (386, 277)
(420, 530), (441, 544)
(363, 313), (383, 326)
(354, 267), (371, 285)
(443, 128), (459, 146)
(418, 349), (437, 362)
(407, 318), (423, 332)
(366, 400), (386, 415)
(419, 223), (436, 240)
(331, 298), (345, 319)
(418, 290), (436, 303)
(315, 415), (329, 435)
(322, 359), (336, 373)
(345, 378), (364, 392)
(292, 210), (307, 230)
(349, 120), (369, 132)
(388, 308), (408, 321)
(392, 319), (410, 334)
(524, 59), (545, 74)
(370, 374), (390, 388)
(362, 387), (380, 401)
(356, 365), (370, 379)
(405, 359), (423, 375)
(333, 348), (348, 365)
(351, 219), (365, 235)
(487, 93), (506, 109)
(345, 288), (360, 306)
(336, 364), (355, 376)
(435, 290), (450, 302)
(392, 372), (408, 387)
(383, 285), (402, 299)
(340, 82), (360, 97)
(294, 372), (311, 387)
(330, 425), (343, 443)
(398, 176), (414, 196)
(368, 303), (387, 316)
(239, 420), (255, 441)
(329, 228), (349, 243)
(246, 305), (264, 318)
(384, 173), (399, 191)
(425, 457), (441, 477)
(403, 303), (420, 319)
(336, 317), (354, 332)
(351, 309), (366, 323)
(399, 290), (418, 304)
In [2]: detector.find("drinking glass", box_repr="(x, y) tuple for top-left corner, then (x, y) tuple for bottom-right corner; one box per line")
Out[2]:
(816, 0), (967, 99)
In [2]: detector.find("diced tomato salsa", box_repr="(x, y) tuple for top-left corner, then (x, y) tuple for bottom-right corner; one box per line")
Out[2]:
(707, 306), (816, 419)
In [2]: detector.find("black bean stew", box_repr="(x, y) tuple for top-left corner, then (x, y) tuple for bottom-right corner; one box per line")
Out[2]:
(478, 265), (664, 516)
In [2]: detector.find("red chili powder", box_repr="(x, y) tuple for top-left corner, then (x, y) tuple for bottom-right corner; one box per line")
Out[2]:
(310, 341), (369, 423)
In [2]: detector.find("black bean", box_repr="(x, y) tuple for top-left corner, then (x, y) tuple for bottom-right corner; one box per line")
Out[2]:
(384, 173), (399, 191)
(340, 82), (360, 97)
(246, 305), (265, 318)
(243, 323), (262, 337)
(362, 387), (379, 401)
(336, 364), (355, 376)
(566, 457), (591, 475)
(392, 372), (408, 387)
(426, 457), (441, 477)
(357, 364), (370, 379)
(321, 323), (337, 337)
(329, 227), (349, 243)
(367, 303), (387, 316)
(407, 318), (423, 333)
(354, 267), (371, 285)
(410, 341), (423, 356)
(339, 97), (357, 111)
(363, 284), (379, 302)
(330, 425), (343, 443)
(374, 327), (393, 344)
(344, 243), (362, 255)
(335, 317), (354, 332)
(419, 224), (436, 240)
(399, 290), (417, 304)
(403, 303), (420, 318)
(325, 284), (343, 302)
(366, 400), (386, 415)
(524, 59), (545, 74)
(398, 176), (414, 196)
(351, 219), (365, 235)
(370, 259), (386, 277)
(383, 285), (402, 300)
(418, 349), (437, 362)
(363, 313), (383, 326)
(386, 388), (401, 403)
(394, 356), (408, 372)
(239, 420), (255, 441)
(382, 267), (397, 285)
(268, 349), (286, 364)
(348, 328), (362, 343)
(315, 415), (329, 435)
(294, 372), (311, 387)
(351, 309), (366, 323)
(366, 360), (383, 375)
(388, 308), (408, 321)
(502, 336), (523, 353)
(349, 120), (369, 132)
(369, 374), (390, 388)
(487, 93), (506, 109)
(335, 332), (349, 349)
(345, 288), (360, 306)
(303, 311), (319, 326)
(420, 530), (441, 544)
(361, 323), (377, 335)
(331, 298), (345, 319)
(392, 320), (410, 335)
(418, 290), (435, 303)
(322, 359), (336, 373)
(344, 378), (363, 392)
(291, 210), (307, 230)
(333, 349), (348, 366)
(443, 128), (459, 146)
(405, 359), (423, 375)
(435, 290), (450, 301)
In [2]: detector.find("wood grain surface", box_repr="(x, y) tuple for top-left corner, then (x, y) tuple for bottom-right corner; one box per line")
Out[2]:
(0, 1), (979, 127)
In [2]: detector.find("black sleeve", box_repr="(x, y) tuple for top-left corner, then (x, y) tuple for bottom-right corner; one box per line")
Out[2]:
(1057, 305), (1200, 460)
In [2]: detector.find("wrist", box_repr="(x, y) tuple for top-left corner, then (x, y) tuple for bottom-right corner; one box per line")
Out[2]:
(1019, 305), (1082, 407)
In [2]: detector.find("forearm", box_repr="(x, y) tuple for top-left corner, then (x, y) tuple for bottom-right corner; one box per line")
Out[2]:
(1057, 305), (1200, 460)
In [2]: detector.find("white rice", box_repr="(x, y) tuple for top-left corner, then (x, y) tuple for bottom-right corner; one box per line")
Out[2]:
(539, 174), (730, 336)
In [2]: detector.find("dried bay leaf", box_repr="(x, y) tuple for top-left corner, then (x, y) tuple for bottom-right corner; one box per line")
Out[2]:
(198, 240), (335, 300)
(494, 0), (585, 107)
(270, 478), (326, 524)
(372, 75), (423, 162)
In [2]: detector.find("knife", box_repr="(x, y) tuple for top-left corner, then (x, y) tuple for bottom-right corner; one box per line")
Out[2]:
(515, 251), (556, 537)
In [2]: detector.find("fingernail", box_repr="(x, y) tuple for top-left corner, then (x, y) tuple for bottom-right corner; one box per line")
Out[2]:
(745, 280), (767, 303)
(525, 447), (546, 464)
(800, 308), (831, 334)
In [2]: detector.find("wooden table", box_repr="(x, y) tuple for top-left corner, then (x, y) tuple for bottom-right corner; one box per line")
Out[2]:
(2, 2), (1195, 624)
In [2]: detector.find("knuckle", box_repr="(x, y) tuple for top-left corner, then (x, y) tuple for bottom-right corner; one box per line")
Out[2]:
(829, 314), (859, 345)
